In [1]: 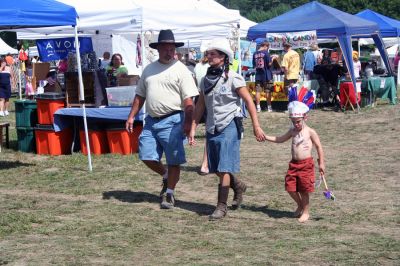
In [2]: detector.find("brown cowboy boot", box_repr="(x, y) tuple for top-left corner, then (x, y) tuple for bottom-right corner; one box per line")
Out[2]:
(209, 185), (229, 220)
(230, 174), (247, 209)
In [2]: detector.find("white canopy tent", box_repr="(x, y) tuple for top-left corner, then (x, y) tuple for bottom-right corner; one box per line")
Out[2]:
(16, 0), (244, 40)
(17, 0), (254, 73)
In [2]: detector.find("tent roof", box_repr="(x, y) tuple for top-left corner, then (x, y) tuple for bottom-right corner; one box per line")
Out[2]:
(16, 0), (250, 42)
(0, 0), (77, 29)
(247, 1), (379, 40)
(0, 38), (18, 55)
(356, 9), (400, 37)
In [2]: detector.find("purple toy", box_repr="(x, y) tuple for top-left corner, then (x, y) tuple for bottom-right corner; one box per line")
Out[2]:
(321, 175), (336, 201)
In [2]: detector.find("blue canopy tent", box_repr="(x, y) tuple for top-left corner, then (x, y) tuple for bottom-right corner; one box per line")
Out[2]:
(356, 9), (400, 87)
(247, 1), (393, 111)
(0, 0), (94, 171)
(356, 9), (400, 38)
(0, 0), (77, 29)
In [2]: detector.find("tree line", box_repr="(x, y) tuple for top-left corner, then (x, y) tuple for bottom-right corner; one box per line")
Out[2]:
(216, 0), (400, 22)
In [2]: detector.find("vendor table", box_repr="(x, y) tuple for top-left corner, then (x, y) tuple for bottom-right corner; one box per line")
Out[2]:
(53, 107), (144, 132)
(361, 76), (397, 105)
(247, 81), (287, 101)
(247, 80), (319, 110)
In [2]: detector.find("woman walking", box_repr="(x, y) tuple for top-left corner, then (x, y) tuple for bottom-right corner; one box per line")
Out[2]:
(189, 39), (266, 220)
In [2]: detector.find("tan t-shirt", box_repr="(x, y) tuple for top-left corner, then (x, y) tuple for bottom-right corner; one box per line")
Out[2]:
(282, 49), (300, 80)
(136, 60), (199, 118)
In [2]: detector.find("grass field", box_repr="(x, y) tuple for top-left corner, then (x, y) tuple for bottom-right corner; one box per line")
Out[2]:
(0, 98), (399, 265)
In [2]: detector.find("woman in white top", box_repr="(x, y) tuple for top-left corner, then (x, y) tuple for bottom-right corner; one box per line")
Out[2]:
(352, 51), (362, 79)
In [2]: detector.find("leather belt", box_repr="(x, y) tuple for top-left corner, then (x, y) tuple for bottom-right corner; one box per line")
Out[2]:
(150, 110), (183, 120)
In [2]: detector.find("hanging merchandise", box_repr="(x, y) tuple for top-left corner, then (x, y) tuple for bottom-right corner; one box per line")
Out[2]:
(87, 51), (98, 71)
(136, 35), (142, 68)
(67, 52), (77, 72)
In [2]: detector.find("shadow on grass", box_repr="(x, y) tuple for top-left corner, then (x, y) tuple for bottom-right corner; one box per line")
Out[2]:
(0, 160), (35, 169)
(241, 204), (294, 219)
(175, 200), (214, 216)
(102, 190), (214, 216)
(181, 165), (210, 175)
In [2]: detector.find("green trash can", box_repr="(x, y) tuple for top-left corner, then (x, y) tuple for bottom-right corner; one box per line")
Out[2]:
(15, 100), (38, 128)
(16, 127), (36, 153)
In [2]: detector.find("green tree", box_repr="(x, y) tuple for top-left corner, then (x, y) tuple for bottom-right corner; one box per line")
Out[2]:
(0, 32), (17, 49)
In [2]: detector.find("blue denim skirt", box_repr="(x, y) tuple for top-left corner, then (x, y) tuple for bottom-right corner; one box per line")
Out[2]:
(207, 119), (241, 174)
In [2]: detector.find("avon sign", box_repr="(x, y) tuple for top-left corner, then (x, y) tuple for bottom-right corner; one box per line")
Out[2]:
(36, 37), (93, 62)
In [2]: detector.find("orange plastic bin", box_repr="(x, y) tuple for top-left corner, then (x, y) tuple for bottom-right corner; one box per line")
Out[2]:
(36, 92), (65, 124)
(106, 123), (142, 155)
(35, 125), (72, 155)
(79, 129), (109, 155)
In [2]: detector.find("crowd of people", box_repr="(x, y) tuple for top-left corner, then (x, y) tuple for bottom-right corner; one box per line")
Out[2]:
(125, 29), (326, 223)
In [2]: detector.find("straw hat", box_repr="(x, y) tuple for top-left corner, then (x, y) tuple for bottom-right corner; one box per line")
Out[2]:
(288, 101), (309, 118)
(206, 38), (234, 63)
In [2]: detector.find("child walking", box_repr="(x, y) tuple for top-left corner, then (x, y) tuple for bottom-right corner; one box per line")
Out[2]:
(265, 101), (325, 222)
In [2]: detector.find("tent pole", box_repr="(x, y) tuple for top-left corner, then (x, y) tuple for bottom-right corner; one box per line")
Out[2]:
(74, 25), (93, 172)
(237, 23), (241, 75)
(338, 37), (360, 112)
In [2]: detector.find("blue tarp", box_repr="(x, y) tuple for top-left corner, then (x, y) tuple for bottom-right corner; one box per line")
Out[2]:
(356, 9), (400, 38)
(247, 1), (393, 109)
(0, 0), (77, 29)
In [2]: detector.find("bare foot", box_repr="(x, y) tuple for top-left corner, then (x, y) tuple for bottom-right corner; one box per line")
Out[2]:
(298, 212), (310, 223)
(293, 207), (303, 218)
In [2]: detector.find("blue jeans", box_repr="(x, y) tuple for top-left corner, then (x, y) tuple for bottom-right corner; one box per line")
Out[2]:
(139, 112), (186, 165)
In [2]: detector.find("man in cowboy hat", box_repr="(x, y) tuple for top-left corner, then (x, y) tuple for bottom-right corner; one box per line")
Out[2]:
(126, 29), (199, 209)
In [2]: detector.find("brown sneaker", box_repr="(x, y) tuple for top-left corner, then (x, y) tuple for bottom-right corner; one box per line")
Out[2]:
(209, 202), (227, 220)
(160, 193), (175, 209)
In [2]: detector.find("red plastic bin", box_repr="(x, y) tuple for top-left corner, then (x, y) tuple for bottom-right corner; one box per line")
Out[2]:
(36, 92), (65, 124)
(35, 125), (72, 155)
(79, 129), (109, 155)
(106, 123), (142, 155)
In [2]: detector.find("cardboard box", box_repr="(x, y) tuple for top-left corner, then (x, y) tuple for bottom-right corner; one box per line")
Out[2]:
(117, 75), (140, 86)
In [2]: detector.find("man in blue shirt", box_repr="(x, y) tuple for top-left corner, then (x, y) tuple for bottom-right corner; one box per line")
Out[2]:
(252, 41), (273, 112)
(303, 46), (316, 80)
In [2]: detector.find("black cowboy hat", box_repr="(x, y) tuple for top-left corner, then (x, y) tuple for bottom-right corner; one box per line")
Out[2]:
(149, 29), (184, 49)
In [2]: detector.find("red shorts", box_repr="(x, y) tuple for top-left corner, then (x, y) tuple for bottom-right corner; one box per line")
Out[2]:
(285, 157), (315, 193)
